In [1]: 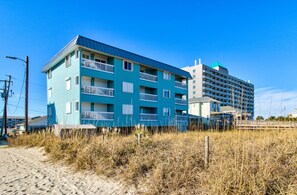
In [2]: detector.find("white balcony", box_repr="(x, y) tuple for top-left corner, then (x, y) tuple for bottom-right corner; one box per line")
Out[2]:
(82, 86), (114, 97)
(140, 93), (157, 102)
(175, 98), (187, 105)
(81, 111), (114, 120)
(175, 81), (187, 89)
(140, 72), (157, 82)
(139, 113), (158, 121)
(81, 58), (114, 73)
(175, 115), (188, 122)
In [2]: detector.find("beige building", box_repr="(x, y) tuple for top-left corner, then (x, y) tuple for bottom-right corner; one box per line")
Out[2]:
(183, 61), (254, 119)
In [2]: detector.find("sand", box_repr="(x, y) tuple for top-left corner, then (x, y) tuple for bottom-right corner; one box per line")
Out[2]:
(0, 147), (134, 194)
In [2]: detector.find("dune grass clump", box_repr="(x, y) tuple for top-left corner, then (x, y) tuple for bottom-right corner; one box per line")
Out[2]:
(8, 129), (297, 194)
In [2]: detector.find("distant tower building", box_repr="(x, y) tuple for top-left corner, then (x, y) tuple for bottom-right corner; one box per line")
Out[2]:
(182, 60), (254, 119)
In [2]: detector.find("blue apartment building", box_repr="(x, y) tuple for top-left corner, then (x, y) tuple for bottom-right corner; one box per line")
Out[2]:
(42, 36), (191, 130)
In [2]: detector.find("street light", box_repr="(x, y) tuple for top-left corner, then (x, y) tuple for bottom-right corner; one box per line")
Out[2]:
(6, 56), (29, 133)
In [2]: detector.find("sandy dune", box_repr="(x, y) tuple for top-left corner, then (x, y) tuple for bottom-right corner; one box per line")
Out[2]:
(0, 147), (134, 195)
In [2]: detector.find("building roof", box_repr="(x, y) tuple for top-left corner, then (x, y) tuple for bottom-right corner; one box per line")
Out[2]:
(17, 116), (47, 126)
(210, 61), (227, 69)
(42, 35), (192, 78)
(189, 97), (221, 103)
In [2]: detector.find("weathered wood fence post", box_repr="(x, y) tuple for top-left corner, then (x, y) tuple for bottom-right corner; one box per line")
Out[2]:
(137, 133), (142, 145)
(205, 136), (210, 168)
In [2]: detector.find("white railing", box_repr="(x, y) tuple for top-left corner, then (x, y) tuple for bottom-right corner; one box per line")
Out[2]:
(81, 58), (114, 73)
(140, 72), (157, 82)
(140, 93), (157, 101)
(139, 113), (158, 121)
(175, 81), (187, 89)
(82, 86), (114, 97)
(81, 111), (114, 120)
(175, 115), (188, 121)
(175, 98), (187, 105)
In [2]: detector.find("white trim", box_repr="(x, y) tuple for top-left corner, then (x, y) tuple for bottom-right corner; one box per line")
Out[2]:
(123, 60), (133, 72)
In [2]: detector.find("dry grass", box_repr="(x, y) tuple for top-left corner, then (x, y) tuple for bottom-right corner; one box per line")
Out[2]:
(8, 129), (297, 194)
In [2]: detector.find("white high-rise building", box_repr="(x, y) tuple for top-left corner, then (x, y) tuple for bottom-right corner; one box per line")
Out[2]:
(182, 61), (254, 119)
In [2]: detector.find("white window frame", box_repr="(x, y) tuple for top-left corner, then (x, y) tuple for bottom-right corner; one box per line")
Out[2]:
(122, 82), (133, 93)
(75, 50), (79, 59)
(123, 61), (133, 71)
(65, 77), (71, 90)
(163, 89), (170, 98)
(122, 104), (133, 115)
(75, 75), (79, 85)
(48, 87), (52, 98)
(82, 52), (90, 59)
(66, 102), (72, 114)
(75, 101), (79, 112)
(48, 69), (52, 79)
(163, 71), (171, 80)
(163, 108), (170, 116)
(65, 54), (71, 68)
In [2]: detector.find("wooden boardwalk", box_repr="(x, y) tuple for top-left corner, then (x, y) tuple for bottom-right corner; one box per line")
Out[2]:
(235, 121), (297, 130)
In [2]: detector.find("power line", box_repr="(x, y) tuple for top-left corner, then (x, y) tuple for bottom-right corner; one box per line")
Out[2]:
(9, 71), (25, 114)
(8, 103), (46, 115)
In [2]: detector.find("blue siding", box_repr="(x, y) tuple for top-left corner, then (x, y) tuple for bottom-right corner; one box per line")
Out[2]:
(45, 36), (190, 130)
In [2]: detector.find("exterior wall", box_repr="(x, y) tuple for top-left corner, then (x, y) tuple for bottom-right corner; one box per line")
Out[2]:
(47, 47), (189, 130)
(183, 64), (254, 119)
(47, 50), (80, 125)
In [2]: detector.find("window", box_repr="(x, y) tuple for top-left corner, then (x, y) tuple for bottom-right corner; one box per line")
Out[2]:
(66, 102), (72, 114)
(193, 91), (196, 94)
(48, 69), (52, 79)
(193, 75), (196, 78)
(75, 101), (79, 111)
(163, 71), (171, 80)
(193, 86), (196, 89)
(48, 87), (52, 97)
(66, 78), (71, 90)
(95, 58), (106, 64)
(163, 89), (170, 98)
(193, 69), (196, 73)
(82, 53), (90, 59)
(193, 80), (196, 84)
(122, 82), (133, 93)
(48, 107), (52, 116)
(123, 61), (133, 71)
(163, 108), (170, 116)
(75, 76), (79, 85)
(122, 104), (133, 115)
(75, 50), (79, 59)
(65, 55), (71, 68)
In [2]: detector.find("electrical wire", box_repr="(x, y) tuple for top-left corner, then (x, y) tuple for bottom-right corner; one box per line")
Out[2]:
(8, 71), (25, 114)
(8, 103), (46, 115)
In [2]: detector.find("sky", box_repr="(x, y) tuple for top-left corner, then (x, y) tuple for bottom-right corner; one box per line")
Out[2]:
(0, 0), (297, 119)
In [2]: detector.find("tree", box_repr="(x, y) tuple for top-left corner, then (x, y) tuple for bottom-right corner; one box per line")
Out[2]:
(266, 116), (276, 121)
(256, 116), (264, 121)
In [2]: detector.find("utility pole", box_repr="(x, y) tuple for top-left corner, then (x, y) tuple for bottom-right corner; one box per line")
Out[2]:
(6, 56), (29, 133)
(1, 75), (12, 138)
(25, 56), (29, 133)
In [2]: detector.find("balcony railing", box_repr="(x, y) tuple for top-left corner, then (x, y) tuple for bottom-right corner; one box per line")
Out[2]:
(140, 93), (157, 102)
(175, 115), (188, 122)
(139, 113), (158, 121)
(82, 86), (114, 97)
(140, 72), (157, 82)
(81, 58), (114, 73)
(175, 81), (187, 89)
(81, 111), (114, 120)
(175, 98), (187, 105)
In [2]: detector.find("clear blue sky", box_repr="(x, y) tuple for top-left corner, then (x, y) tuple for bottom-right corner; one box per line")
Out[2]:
(1, 0), (297, 118)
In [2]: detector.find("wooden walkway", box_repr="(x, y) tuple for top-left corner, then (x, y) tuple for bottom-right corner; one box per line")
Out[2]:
(235, 121), (297, 130)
